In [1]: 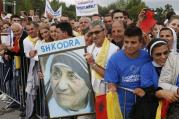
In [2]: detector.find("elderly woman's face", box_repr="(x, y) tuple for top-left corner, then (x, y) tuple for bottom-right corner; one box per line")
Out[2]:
(50, 64), (89, 111)
(152, 45), (169, 66)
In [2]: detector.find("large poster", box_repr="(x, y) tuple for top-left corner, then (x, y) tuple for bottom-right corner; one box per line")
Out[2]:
(37, 37), (95, 118)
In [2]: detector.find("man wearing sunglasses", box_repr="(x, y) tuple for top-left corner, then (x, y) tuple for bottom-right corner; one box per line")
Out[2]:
(11, 15), (21, 24)
(85, 20), (118, 96)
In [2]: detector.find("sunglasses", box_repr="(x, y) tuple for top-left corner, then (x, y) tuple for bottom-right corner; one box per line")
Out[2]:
(154, 51), (170, 57)
(90, 29), (104, 36)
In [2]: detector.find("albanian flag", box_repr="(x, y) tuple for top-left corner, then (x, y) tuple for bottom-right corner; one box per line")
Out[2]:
(139, 9), (156, 33)
(95, 94), (108, 119)
(95, 92), (123, 119)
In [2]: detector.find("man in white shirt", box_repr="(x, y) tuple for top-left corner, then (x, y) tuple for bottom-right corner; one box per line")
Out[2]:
(85, 20), (118, 95)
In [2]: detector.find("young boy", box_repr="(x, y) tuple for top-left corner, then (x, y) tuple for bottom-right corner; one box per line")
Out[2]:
(105, 26), (151, 118)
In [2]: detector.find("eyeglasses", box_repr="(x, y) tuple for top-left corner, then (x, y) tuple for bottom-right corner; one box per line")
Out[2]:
(13, 19), (21, 22)
(90, 29), (104, 36)
(154, 51), (170, 57)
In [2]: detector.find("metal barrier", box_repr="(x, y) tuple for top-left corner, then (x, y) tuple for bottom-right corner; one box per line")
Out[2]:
(0, 55), (50, 118)
(118, 86), (136, 119)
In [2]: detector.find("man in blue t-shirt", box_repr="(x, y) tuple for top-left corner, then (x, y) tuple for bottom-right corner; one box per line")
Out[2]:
(105, 26), (151, 119)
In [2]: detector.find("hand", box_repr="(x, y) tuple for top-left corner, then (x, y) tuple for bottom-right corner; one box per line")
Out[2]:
(158, 90), (179, 103)
(38, 71), (44, 80)
(0, 49), (5, 56)
(108, 83), (117, 92)
(136, 9), (146, 26)
(29, 50), (37, 58)
(138, 9), (146, 21)
(84, 53), (95, 65)
(134, 88), (145, 97)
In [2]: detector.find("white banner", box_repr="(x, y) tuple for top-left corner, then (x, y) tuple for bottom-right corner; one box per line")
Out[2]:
(37, 36), (86, 56)
(53, 6), (62, 17)
(75, 0), (98, 16)
(45, 0), (62, 17)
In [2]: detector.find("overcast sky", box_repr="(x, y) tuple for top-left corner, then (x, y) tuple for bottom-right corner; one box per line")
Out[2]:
(57, 0), (179, 14)
(143, 0), (179, 14)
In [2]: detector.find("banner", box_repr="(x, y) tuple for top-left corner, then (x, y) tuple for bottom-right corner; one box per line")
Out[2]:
(45, 0), (62, 17)
(75, 0), (98, 16)
(38, 37), (95, 118)
(37, 36), (85, 56)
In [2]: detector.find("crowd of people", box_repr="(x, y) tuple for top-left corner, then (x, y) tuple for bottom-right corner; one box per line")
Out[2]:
(0, 7), (179, 119)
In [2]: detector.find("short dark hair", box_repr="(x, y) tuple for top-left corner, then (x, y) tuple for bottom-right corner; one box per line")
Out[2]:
(168, 15), (179, 24)
(11, 15), (20, 20)
(159, 27), (173, 35)
(123, 10), (129, 18)
(28, 17), (33, 22)
(111, 9), (124, 19)
(124, 26), (143, 42)
(92, 14), (101, 17)
(104, 14), (112, 18)
(56, 22), (73, 37)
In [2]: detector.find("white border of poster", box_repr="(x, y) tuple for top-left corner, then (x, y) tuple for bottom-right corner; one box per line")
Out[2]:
(37, 37), (95, 118)
(75, 0), (98, 16)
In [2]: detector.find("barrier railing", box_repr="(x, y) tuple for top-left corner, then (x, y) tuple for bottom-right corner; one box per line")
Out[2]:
(0, 56), (49, 118)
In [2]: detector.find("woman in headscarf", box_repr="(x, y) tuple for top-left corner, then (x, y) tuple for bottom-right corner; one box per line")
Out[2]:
(44, 51), (94, 118)
(130, 38), (171, 119)
(157, 27), (177, 52)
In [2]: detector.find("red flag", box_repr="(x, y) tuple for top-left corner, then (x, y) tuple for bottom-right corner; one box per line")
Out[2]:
(139, 9), (156, 33)
(161, 99), (170, 119)
(95, 94), (108, 119)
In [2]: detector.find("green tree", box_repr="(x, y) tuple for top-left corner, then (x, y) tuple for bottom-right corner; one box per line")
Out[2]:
(98, 0), (146, 21)
(50, 0), (61, 11)
(16, 0), (45, 15)
(125, 0), (146, 21)
(98, 5), (108, 16)
(155, 4), (174, 23)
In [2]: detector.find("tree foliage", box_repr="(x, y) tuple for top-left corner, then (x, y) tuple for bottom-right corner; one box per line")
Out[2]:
(154, 4), (175, 23)
(12, 0), (174, 23)
(15, 0), (44, 15)
(98, 0), (146, 21)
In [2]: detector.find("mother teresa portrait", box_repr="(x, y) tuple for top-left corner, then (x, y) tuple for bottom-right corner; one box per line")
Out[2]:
(43, 51), (94, 118)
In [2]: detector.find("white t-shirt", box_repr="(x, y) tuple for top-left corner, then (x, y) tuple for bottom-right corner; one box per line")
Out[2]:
(87, 42), (118, 94)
